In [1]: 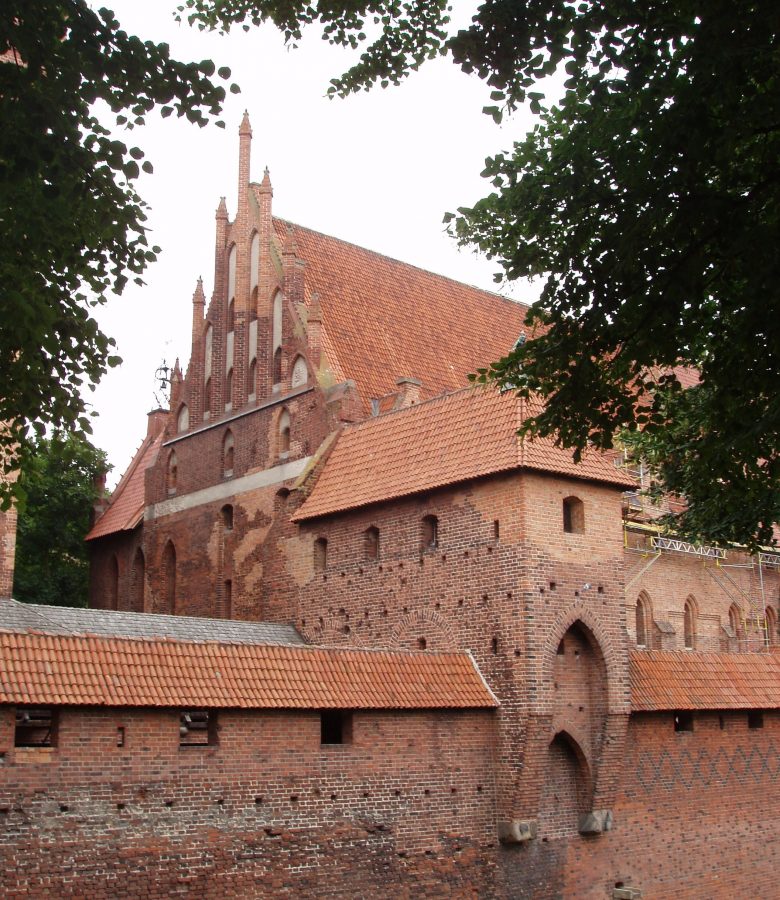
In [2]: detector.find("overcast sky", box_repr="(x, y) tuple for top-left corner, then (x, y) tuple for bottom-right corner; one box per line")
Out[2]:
(89, 1), (551, 486)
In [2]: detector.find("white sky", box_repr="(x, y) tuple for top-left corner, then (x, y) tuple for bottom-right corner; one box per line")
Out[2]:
(89, 1), (551, 486)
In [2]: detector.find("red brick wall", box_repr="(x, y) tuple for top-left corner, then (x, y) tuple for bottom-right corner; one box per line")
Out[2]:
(0, 705), (498, 898)
(0, 502), (17, 598)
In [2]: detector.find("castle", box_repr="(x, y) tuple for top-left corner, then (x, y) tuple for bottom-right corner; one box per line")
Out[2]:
(1, 116), (779, 898)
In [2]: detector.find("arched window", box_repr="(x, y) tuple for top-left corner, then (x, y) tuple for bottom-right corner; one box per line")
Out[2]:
(247, 358), (257, 398)
(226, 298), (235, 333)
(729, 603), (743, 645)
(203, 377), (212, 419)
(272, 290), (283, 367)
(204, 323), (213, 380)
(765, 606), (777, 645)
(563, 496), (585, 533)
(225, 367), (234, 411)
(177, 404), (189, 433)
(250, 231), (260, 293)
(683, 597), (697, 649)
(421, 515), (438, 551)
(131, 547), (145, 613)
(107, 555), (119, 611)
(291, 355), (308, 388)
(227, 244), (237, 303)
(221, 504), (234, 531)
(365, 526), (380, 560)
(167, 450), (178, 495)
(162, 541), (176, 614)
(636, 593), (650, 648)
(314, 537), (328, 573)
(223, 430), (235, 476)
(273, 347), (282, 385)
(279, 408), (290, 456)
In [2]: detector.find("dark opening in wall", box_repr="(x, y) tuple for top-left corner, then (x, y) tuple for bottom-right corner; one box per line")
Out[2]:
(320, 710), (352, 745)
(116, 725), (125, 747)
(364, 526), (380, 560)
(180, 710), (217, 746)
(167, 450), (178, 495)
(314, 537), (328, 573)
(15, 708), (56, 747)
(491, 637), (499, 655)
(221, 504), (234, 531)
(557, 640), (565, 655)
(493, 520), (500, 540)
(562, 496), (585, 533)
(748, 711), (764, 729)
(421, 515), (438, 551)
(674, 711), (694, 733)
(418, 637), (427, 650)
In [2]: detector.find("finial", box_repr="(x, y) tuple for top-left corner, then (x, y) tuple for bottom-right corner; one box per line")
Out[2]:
(192, 277), (205, 305)
(216, 196), (228, 219)
(239, 110), (252, 136)
(258, 166), (272, 195)
(172, 358), (182, 381)
(282, 225), (298, 257)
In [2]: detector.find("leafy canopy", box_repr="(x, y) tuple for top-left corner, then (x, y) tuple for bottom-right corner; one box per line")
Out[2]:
(185, 0), (780, 548)
(0, 1), (236, 502)
(13, 431), (109, 607)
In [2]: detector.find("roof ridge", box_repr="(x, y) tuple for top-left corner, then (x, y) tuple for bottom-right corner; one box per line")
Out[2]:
(95, 431), (156, 519)
(272, 216), (529, 312)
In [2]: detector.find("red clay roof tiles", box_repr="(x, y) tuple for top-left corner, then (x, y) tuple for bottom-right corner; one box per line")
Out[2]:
(86, 433), (162, 541)
(630, 650), (780, 711)
(0, 631), (497, 710)
(294, 386), (634, 521)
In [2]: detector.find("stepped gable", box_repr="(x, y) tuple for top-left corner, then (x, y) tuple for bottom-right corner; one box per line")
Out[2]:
(0, 628), (497, 711)
(0, 599), (304, 645)
(271, 217), (533, 410)
(294, 385), (635, 521)
(630, 650), (780, 710)
(85, 432), (162, 541)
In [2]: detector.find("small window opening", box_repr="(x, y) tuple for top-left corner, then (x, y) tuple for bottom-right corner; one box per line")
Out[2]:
(279, 409), (291, 456)
(421, 515), (438, 551)
(15, 708), (56, 747)
(684, 598), (696, 649)
(491, 636), (499, 655)
(320, 710), (352, 745)
(719, 715), (725, 730)
(223, 430), (234, 476)
(636, 595), (648, 648)
(180, 710), (216, 746)
(247, 358), (257, 397)
(225, 367), (234, 410)
(116, 725), (126, 748)
(493, 519), (500, 540)
(674, 711), (694, 733)
(221, 504), (234, 531)
(748, 711), (764, 730)
(418, 637), (427, 650)
(365, 526), (380, 560)
(314, 537), (328, 573)
(562, 496), (584, 533)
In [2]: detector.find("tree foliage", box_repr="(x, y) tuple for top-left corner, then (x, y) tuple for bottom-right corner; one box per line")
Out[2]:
(185, 0), (780, 548)
(0, 2), (235, 502)
(13, 431), (109, 607)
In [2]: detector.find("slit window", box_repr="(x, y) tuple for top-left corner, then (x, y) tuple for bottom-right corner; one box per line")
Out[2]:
(364, 526), (380, 560)
(421, 515), (438, 551)
(320, 710), (352, 746)
(674, 711), (694, 733)
(314, 537), (328, 572)
(562, 496), (584, 533)
(180, 710), (216, 746)
(15, 708), (56, 747)
(221, 504), (234, 531)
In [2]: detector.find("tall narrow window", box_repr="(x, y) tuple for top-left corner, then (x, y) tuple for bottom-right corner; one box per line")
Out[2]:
(223, 430), (235, 476)
(221, 504), (234, 531)
(227, 244), (237, 304)
(765, 606), (777, 645)
(683, 597), (696, 649)
(132, 547), (145, 613)
(273, 347), (283, 385)
(225, 367), (234, 411)
(272, 291), (283, 385)
(314, 537), (328, 573)
(226, 298), (235, 333)
(279, 408), (291, 456)
(636, 594), (648, 648)
(365, 526), (380, 560)
(203, 377), (212, 420)
(163, 541), (176, 614)
(107, 555), (119, 611)
(421, 515), (438, 551)
(247, 358), (257, 398)
(167, 451), (178, 495)
(729, 604), (743, 645)
(563, 496), (585, 533)
(250, 231), (260, 294)
(177, 404), (189, 433)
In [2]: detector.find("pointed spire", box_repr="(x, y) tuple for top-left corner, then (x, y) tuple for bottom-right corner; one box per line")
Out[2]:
(172, 358), (182, 382)
(258, 166), (273, 195)
(282, 225), (298, 257)
(239, 110), (252, 136)
(192, 276), (205, 306)
(216, 196), (228, 220)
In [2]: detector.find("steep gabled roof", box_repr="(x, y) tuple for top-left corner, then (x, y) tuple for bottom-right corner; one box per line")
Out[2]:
(272, 218), (533, 411)
(294, 386), (635, 521)
(0, 630), (497, 711)
(630, 650), (780, 710)
(85, 432), (162, 541)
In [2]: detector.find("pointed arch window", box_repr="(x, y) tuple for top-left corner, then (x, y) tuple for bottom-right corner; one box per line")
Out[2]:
(421, 515), (438, 551)
(167, 450), (178, 495)
(223, 430), (235, 477)
(636, 593), (650, 648)
(728, 603), (743, 645)
(683, 597), (697, 650)
(279, 408), (290, 456)
(291, 355), (308, 388)
(221, 503), (234, 531)
(272, 291), (283, 385)
(177, 404), (189, 433)
(162, 541), (177, 614)
(227, 244), (237, 303)
(273, 347), (282, 385)
(247, 358), (257, 399)
(204, 377), (212, 420)
(204, 323), (214, 380)
(227, 298), (235, 333)
(765, 606), (777, 645)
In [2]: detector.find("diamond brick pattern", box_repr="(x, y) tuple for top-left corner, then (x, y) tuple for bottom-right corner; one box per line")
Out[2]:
(634, 742), (780, 793)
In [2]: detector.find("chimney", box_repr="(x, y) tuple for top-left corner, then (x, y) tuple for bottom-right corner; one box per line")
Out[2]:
(147, 408), (168, 438)
(395, 377), (422, 409)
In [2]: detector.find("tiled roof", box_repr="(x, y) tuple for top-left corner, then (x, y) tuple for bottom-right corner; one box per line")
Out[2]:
(630, 650), (780, 711)
(0, 600), (304, 646)
(272, 217), (534, 412)
(294, 386), (634, 521)
(86, 432), (162, 540)
(0, 630), (497, 710)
